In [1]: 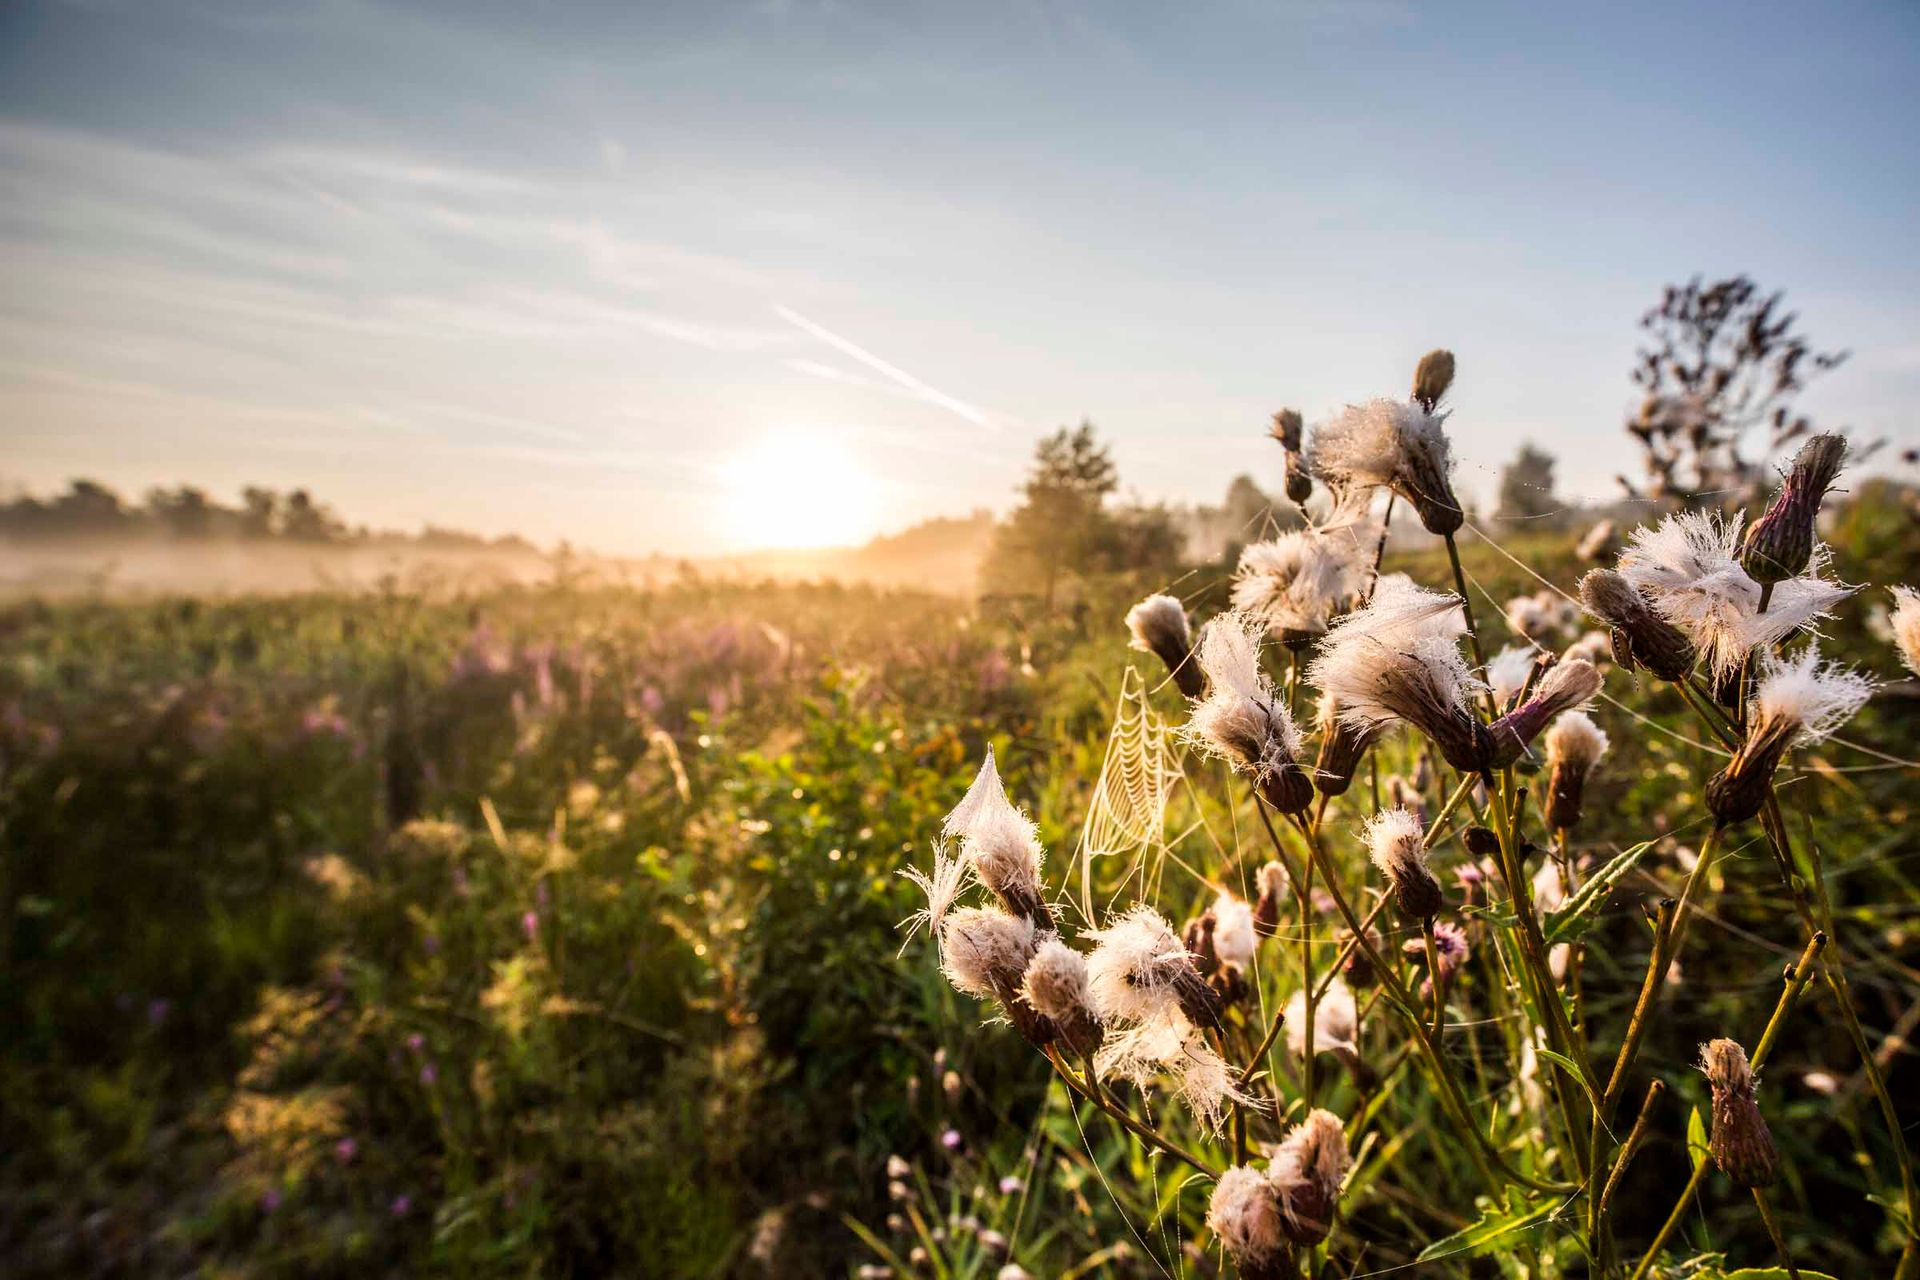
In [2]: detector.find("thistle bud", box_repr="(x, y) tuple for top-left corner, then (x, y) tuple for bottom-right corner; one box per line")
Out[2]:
(1365, 808), (1443, 921)
(1207, 1167), (1289, 1280)
(1411, 349), (1456, 412)
(1284, 451), (1314, 505)
(1125, 594), (1204, 698)
(1252, 861), (1288, 938)
(1462, 825), (1501, 857)
(1740, 433), (1848, 585)
(1700, 1038), (1780, 1188)
(1338, 925), (1381, 988)
(1542, 711), (1609, 831)
(1578, 570), (1696, 682)
(1269, 408), (1305, 453)
(1184, 910), (1221, 978)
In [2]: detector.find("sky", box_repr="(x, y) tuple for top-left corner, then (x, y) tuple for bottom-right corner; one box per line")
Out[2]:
(1, 0), (1917, 556)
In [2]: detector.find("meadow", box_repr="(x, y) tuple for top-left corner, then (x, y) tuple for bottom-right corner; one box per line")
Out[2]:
(2, 472), (1917, 1278)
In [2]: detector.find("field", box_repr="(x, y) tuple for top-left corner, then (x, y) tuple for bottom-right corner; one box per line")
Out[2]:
(3, 487), (1918, 1278)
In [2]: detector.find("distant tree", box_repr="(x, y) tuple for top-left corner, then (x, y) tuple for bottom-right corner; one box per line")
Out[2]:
(1627, 275), (1848, 508)
(1496, 444), (1559, 522)
(1221, 474), (1274, 535)
(147, 485), (220, 538)
(239, 486), (279, 539)
(984, 421), (1120, 607)
(280, 489), (342, 542)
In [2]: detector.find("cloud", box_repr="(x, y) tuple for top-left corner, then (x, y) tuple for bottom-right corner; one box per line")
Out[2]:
(772, 303), (1014, 430)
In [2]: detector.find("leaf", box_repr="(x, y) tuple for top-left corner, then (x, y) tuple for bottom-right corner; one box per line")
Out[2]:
(1414, 1188), (1565, 1262)
(1724, 1270), (1841, 1280)
(1687, 1104), (1710, 1172)
(1544, 839), (1656, 943)
(1535, 1047), (1602, 1110)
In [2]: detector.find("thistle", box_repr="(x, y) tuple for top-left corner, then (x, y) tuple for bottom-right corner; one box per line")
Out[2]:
(1740, 433), (1848, 585)
(1085, 904), (1224, 1032)
(1487, 657), (1602, 766)
(1126, 594), (1204, 698)
(1578, 568), (1697, 681)
(939, 906), (1055, 1047)
(1269, 1108), (1351, 1247)
(1889, 586), (1920, 677)
(1311, 693), (1383, 797)
(1251, 860), (1288, 938)
(1365, 807), (1443, 920)
(1542, 710), (1609, 831)
(1270, 408), (1314, 504)
(1018, 936), (1104, 1057)
(1207, 1166), (1290, 1280)
(1411, 348), (1456, 412)
(1309, 395), (1463, 536)
(1232, 513), (1377, 645)
(943, 750), (1050, 928)
(1286, 977), (1368, 1083)
(1706, 646), (1873, 826)
(1701, 1038), (1780, 1188)
(1185, 611), (1314, 813)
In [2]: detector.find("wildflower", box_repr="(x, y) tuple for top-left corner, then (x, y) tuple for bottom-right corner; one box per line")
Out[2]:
(997, 1175), (1025, 1195)
(1308, 392), (1463, 536)
(941, 1129), (963, 1152)
(940, 906), (1055, 1046)
(1706, 646), (1873, 825)
(1085, 905), (1223, 1030)
(1309, 579), (1490, 773)
(1700, 1038), (1780, 1188)
(1579, 568), (1697, 681)
(1207, 1166), (1289, 1280)
(1616, 510), (1854, 678)
(1311, 693), (1383, 797)
(887, 1154), (911, 1179)
(1211, 892), (1256, 971)
(1018, 936), (1104, 1056)
(1740, 433), (1848, 585)
(1889, 586), (1920, 677)
(943, 751), (1049, 927)
(1126, 594), (1204, 698)
(1563, 629), (1612, 667)
(1405, 921), (1469, 1001)
(1269, 1108), (1350, 1247)
(1365, 807), (1443, 920)
(1252, 860), (1288, 938)
(334, 1137), (357, 1164)
(1487, 657), (1602, 766)
(1543, 711), (1609, 831)
(390, 1194), (412, 1217)
(899, 841), (968, 955)
(1185, 611), (1314, 813)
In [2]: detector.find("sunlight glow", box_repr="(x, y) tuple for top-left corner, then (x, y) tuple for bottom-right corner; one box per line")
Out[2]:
(722, 432), (883, 550)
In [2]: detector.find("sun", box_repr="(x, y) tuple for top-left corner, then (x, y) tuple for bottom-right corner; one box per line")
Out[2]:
(722, 432), (883, 550)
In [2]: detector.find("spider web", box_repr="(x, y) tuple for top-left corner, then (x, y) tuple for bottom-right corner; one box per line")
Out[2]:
(1075, 665), (1179, 923)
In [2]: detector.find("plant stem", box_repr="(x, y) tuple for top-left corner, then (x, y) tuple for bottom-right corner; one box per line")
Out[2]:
(1601, 898), (1679, 1120)
(1590, 1079), (1665, 1267)
(1043, 1046), (1221, 1179)
(1752, 1186), (1803, 1280)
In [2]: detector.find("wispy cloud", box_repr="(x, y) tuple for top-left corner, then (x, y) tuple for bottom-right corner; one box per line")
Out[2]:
(772, 304), (1014, 431)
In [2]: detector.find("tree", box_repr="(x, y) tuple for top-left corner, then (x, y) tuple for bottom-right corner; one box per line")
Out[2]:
(280, 489), (342, 542)
(1627, 275), (1848, 508)
(239, 487), (279, 539)
(984, 421), (1121, 607)
(1496, 443), (1559, 522)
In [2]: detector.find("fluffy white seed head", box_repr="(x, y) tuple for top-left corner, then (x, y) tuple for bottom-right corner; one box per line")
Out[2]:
(944, 750), (1045, 911)
(1125, 593), (1191, 656)
(939, 907), (1037, 1000)
(1309, 398), (1453, 495)
(1618, 510), (1855, 677)
(1890, 587), (1920, 677)
(1208, 1166), (1286, 1268)
(1212, 893), (1257, 969)
(1524, 658), (1602, 719)
(1364, 807), (1428, 881)
(1750, 646), (1875, 748)
(1286, 976), (1358, 1058)
(1185, 611), (1303, 776)
(1095, 1016), (1255, 1134)
(1268, 1108), (1350, 1244)
(1545, 710), (1609, 773)
(1019, 936), (1096, 1023)
(898, 841), (969, 954)
(1084, 905), (1194, 1025)
(1700, 1037), (1756, 1093)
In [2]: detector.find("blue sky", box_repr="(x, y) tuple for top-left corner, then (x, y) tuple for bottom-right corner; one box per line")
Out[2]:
(1, 0), (1916, 553)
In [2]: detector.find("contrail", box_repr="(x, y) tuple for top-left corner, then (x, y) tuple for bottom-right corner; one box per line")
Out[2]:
(771, 303), (1006, 431)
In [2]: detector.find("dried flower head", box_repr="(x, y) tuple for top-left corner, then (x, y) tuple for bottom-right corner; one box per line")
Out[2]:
(1740, 432), (1848, 585)
(1097, 1015), (1254, 1135)
(1700, 1038), (1780, 1188)
(1232, 514), (1378, 643)
(1252, 860), (1288, 938)
(1269, 408), (1305, 453)
(1019, 936), (1103, 1056)
(1487, 643), (1542, 710)
(944, 750), (1049, 927)
(898, 841), (968, 954)
(1085, 904), (1224, 1031)
(1308, 397), (1462, 535)
(1707, 646), (1873, 825)
(1411, 348), (1456, 412)
(1488, 658), (1602, 766)
(1365, 807), (1443, 920)
(1617, 510), (1854, 678)
(1543, 710), (1609, 830)
(1285, 976), (1360, 1068)
(1208, 1166), (1289, 1280)
(939, 907), (1055, 1046)
(1578, 568), (1697, 681)
(1211, 893), (1257, 970)
(1269, 1108), (1350, 1246)
(1185, 611), (1313, 813)
(1126, 594), (1204, 698)
(1577, 519), (1617, 563)
(1889, 586), (1920, 678)
(1309, 579), (1490, 773)
(1311, 693), (1384, 797)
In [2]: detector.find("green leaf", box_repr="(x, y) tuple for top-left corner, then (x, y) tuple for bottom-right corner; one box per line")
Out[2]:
(1535, 1047), (1602, 1110)
(1544, 839), (1656, 942)
(1414, 1188), (1566, 1263)
(1687, 1104), (1710, 1172)
(1724, 1269), (1841, 1280)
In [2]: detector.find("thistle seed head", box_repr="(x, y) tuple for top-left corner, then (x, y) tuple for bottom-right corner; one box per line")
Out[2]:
(1700, 1038), (1780, 1188)
(1543, 710), (1609, 830)
(1269, 1108), (1350, 1247)
(1126, 594), (1203, 698)
(1365, 807), (1443, 920)
(1411, 349), (1456, 412)
(1207, 1166), (1289, 1280)
(1578, 569), (1696, 682)
(1740, 433), (1848, 585)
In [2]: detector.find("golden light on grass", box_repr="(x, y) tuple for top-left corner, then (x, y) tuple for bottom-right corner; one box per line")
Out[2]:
(722, 432), (882, 550)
